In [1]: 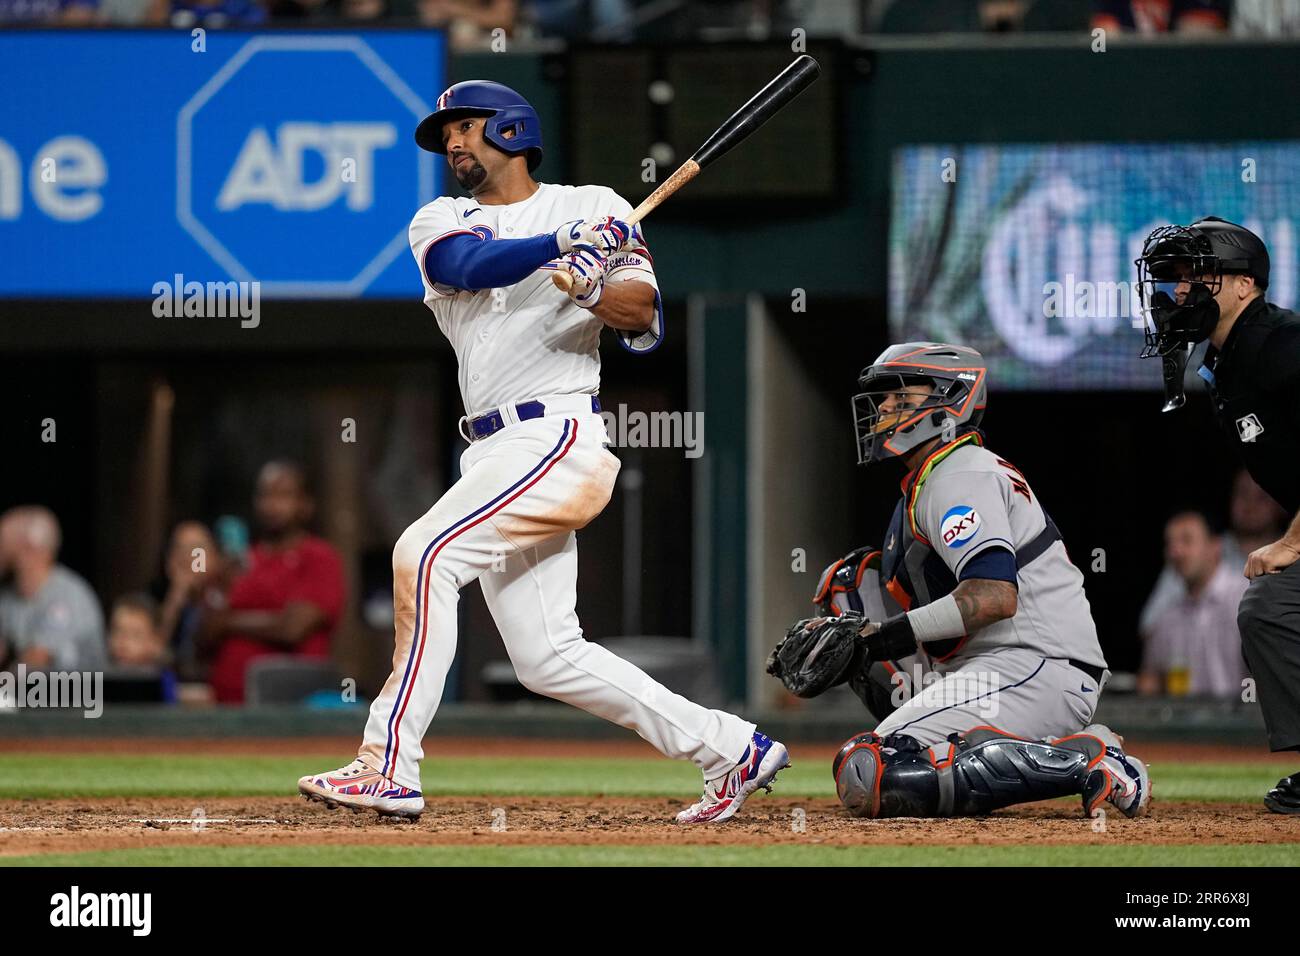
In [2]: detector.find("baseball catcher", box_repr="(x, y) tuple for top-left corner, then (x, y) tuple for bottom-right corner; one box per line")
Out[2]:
(768, 342), (1151, 820)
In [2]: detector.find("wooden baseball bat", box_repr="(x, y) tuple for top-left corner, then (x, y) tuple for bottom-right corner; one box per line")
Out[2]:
(551, 54), (822, 293)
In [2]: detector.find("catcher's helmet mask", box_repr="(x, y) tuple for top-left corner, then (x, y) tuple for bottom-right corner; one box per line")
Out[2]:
(1136, 217), (1269, 359)
(415, 80), (544, 173)
(853, 343), (987, 466)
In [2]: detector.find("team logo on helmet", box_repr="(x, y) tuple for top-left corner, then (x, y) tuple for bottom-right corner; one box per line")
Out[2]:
(415, 80), (545, 171)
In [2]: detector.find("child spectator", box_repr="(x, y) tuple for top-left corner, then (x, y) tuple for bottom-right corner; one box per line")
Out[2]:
(108, 593), (169, 668)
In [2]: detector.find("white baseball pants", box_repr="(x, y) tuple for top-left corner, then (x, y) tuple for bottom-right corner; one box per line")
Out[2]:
(358, 407), (754, 790)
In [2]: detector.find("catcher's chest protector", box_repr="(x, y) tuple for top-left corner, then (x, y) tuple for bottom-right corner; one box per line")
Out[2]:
(813, 546), (897, 620)
(880, 502), (966, 664)
(813, 547), (926, 721)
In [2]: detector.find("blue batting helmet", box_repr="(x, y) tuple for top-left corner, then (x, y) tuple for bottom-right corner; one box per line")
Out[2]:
(415, 80), (544, 172)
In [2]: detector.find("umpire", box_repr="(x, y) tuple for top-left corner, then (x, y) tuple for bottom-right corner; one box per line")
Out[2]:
(1137, 217), (1300, 814)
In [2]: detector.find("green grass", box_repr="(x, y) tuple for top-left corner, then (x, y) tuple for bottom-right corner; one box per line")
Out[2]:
(0, 753), (1283, 803)
(4, 843), (1299, 867)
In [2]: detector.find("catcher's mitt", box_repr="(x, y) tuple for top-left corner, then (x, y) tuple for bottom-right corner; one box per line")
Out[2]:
(765, 614), (868, 699)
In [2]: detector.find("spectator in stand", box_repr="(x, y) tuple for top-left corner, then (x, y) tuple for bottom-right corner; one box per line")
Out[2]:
(419, 0), (516, 48)
(1092, 0), (1228, 32)
(144, 0), (266, 27)
(325, 0), (426, 18)
(1140, 469), (1287, 635)
(98, 0), (152, 22)
(0, 506), (105, 673)
(1140, 511), (1250, 698)
(0, 0), (98, 22)
(200, 461), (345, 704)
(149, 520), (227, 681)
(1231, 0), (1300, 35)
(527, 0), (630, 39)
(105, 592), (183, 703)
(108, 593), (169, 669)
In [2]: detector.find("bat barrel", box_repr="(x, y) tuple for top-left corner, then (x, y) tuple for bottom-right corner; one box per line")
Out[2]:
(691, 54), (821, 169)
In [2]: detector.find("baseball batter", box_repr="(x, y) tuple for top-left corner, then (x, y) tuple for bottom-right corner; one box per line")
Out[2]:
(299, 80), (788, 825)
(768, 343), (1152, 820)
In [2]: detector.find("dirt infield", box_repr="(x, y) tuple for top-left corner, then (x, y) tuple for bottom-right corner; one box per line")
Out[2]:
(1, 796), (1297, 857)
(2, 737), (1296, 859)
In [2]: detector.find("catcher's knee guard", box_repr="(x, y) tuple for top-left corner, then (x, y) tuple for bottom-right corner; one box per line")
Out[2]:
(833, 727), (1106, 818)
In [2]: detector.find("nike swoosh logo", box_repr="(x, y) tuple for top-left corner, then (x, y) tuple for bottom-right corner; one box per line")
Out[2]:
(1081, 685), (1094, 693)
(325, 773), (377, 786)
(463, 208), (481, 218)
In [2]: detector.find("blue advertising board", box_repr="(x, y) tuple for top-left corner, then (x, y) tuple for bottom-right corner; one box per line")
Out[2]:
(0, 30), (444, 297)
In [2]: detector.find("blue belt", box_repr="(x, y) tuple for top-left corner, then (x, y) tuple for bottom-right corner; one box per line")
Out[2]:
(467, 396), (601, 442)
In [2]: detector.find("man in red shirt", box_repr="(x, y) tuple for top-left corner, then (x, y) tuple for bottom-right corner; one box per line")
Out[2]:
(203, 461), (345, 704)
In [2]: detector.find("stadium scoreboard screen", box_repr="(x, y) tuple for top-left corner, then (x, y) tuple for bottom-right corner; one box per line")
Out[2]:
(889, 141), (1300, 390)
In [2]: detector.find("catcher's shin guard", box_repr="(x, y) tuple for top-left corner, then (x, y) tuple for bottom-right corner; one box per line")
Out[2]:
(833, 728), (1105, 818)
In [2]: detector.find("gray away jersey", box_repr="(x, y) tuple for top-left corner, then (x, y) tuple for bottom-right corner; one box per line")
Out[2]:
(913, 443), (1106, 669)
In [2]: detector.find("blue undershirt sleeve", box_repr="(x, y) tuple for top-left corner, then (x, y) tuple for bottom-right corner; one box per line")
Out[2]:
(957, 546), (1017, 584)
(424, 232), (563, 292)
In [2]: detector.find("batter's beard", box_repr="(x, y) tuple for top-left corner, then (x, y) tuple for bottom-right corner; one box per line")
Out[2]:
(456, 161), (488, 193)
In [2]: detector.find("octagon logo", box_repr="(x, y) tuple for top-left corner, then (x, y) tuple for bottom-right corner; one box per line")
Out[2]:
(177, 36), (434, 297)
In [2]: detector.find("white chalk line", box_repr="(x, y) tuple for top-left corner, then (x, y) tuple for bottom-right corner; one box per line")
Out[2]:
(131, 818), (282, 824)
(0, 819), (285, 830)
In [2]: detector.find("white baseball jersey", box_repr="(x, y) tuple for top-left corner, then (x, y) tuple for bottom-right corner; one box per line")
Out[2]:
(407, 183), (661, 416)
(350, 180), (755, 793)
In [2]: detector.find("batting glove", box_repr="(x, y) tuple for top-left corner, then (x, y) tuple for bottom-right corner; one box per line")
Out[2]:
(554, 216), (631, 257)
(559, 245), (607, 309)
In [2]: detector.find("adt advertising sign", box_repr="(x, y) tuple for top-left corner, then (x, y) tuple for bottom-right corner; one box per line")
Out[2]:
(0, 30), (443, 298)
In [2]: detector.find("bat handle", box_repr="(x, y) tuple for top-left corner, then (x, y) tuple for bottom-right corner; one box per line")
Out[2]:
(550, 208), (646, 294)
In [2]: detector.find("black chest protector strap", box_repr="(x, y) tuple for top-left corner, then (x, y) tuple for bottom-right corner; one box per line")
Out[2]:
(1014, 513), (1062, 570)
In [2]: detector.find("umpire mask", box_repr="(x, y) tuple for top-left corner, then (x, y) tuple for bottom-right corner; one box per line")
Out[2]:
(1135, 226), (1222, 360)
(1136, 218), (1270, 412)
(1136, 218), (1271, 360)
(852, 343), (987, 466)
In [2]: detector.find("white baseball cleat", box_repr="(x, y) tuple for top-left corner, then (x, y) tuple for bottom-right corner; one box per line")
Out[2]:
(675, 732), (791, 824)
(1081, 723), (1151, 819)
(298, 759), (424, 820)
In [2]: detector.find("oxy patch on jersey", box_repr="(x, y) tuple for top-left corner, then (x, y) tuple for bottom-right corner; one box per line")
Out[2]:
(940, 505), (982, 549)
